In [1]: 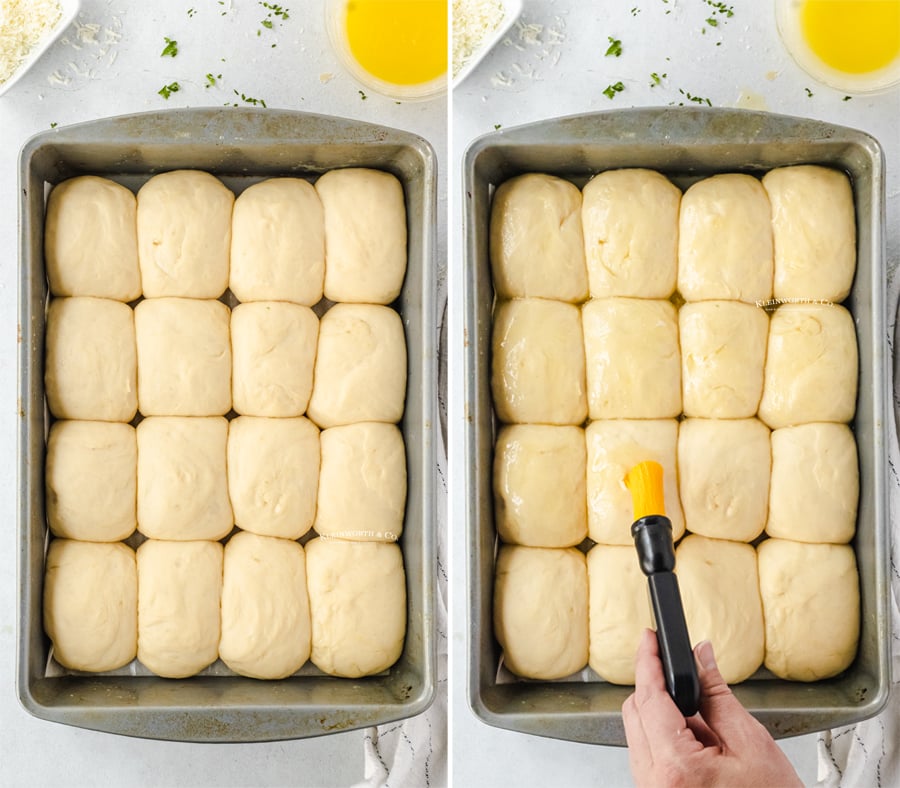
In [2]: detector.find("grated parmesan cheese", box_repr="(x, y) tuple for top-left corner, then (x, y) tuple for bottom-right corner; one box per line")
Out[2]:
(0, 0), (62, 85)
(452, 0), (505, 77)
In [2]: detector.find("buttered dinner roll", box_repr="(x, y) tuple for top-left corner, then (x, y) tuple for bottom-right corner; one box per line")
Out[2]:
(305, 538), (406, 677)
(231, 302), (318, 417)
(758, 304), (857, 429)
(316, 168), (407, 304)
(137, 539), (223, 679)
(45, 297), (137, 422)
(678, 418), (770, 543)
(763, 165), (856, 302)
(307, 304), (407, 428)
(585, 419), (683, 545)
(230, 178), (325, 305)
(680, 300), (769, 418)
(315, 422), (406, 542)
(135, 297), (231, 416)
(493, 545), (588, 679)
(136, 170), (234, 298)
(493, 424), (587, 547)
(227, 416), (319, 540)
(45, 176), (141, 301)
(219, 532), (311, 679)
(46, 420), (136, 542)
(492, 298), (587, 425)
(758, 539), (859, 681)
(582, 298), (681, 419)
(678, 173), (773, 303)
(489, 173), (587, 302)
(767, 423), (858, 543)
(137, 417), (233, 541)
(43, 539), (137, 672)
(581, 168), (680, 299)
(587, 545), (653, 685)
(677, 535), (764, 684)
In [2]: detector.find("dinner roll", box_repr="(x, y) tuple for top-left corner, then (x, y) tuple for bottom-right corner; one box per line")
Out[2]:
(134, 297), (232, 417)
(219, 532), (311, 679)
(490, 173), (588, 302)
(305, 538), (406, 677)
(677, 535), (764, 684)
(307, 304), (407, 428)
(137, 539), (223, 679)
(582, 298), (681, 419)
(46, 420), (136, 542)
(43, 539), (137, 672)
(136, 417), (233, 541)
(758, 304), (858, 429)
(491, 298), (587, 425)
(493, 545), (588, 679)
(45, 176), (141, 301)
(581, 168), (680, 299)
(758, 539), (859, 681)
(316, 168), (407, 304)
(493, 424), (587, 547)
(44, 297), (137, 422)
(230, 177), (325, 305)
(136, 170), (234, 298)
(227, 416), (320, 540)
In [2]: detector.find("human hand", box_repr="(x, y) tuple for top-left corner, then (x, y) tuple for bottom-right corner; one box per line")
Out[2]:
(622, 629), (803, 788)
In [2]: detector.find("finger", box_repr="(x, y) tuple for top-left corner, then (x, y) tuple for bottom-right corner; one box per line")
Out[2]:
(685, 713), (721, 749)
(622, 692), (653, 777)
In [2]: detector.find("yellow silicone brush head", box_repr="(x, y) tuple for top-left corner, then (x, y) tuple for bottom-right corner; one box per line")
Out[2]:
(624, 460), (666, 520)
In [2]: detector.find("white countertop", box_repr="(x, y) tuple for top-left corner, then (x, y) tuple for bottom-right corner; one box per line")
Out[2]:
(0, 1), (445, 785)
(449, 1), (898, 786)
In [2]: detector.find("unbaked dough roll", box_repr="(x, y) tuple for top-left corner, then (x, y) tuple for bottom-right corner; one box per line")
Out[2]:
(582, 298), (681, 419)
(136, 539), (223, 679)
(134, 297), (232, 417)
(45, 297), (137, 422)
(676, 535), (764, 684)
(43, 539), (137, 672)
(230, 178), (325, 305)
(493, 424), (587, 547)
(493, 545), (588, 679)
(307, 304), (407, 428)
(490, 173), (588, 302)
(315, 422), (406, 542)
(491, 298), (587, 425)
(585, 419), (683, 545)
(219, 531), (311, 679)
(45, 176), (141, 302)
(678, 173), (773, 303)
(758, 539), (859, 681)
(758, 304), (858, 429)
(231, 301), (318, 417)
(136, 170), (234, 298)
(678, 418), (770, 543)
(587, 544), (653, 684)
(680, 300), (769, 418)
(767, 423), (858, 543)
(137, 417), (233, 541)
(305, 538), (406, 677)
(316, 168), (407, 304)
(227, 416), (320, 540)
(581, 168), (680, 299)
(763, 165), (856, 302)
(46, 420), (136, 542)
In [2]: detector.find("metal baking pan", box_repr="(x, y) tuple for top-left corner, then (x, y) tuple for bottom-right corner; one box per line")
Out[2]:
(463, 107), (890, 745)
(18, 108), (437, 742)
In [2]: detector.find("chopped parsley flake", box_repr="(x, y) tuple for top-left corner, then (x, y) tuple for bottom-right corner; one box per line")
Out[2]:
(50, 122), (57, 128)
(706, 17), (718, 27)
(650, 71), (667, 87)
(359, 89), (368, 100)
(605, 37), (623, 57)
(233, 88), (267, 107)
(805, 87), (814, 97)
(843, 95), (852, 101)
(187, 8), (195, 18)
(603, 81), (625, 99)
(631, 7), (640, 16)
(494, 123), (502, 130)
(205, 73), (222, 88)
(158, 82), (181, 99)
(706, 1), (734, 17)
(261, 19), (273, 29)
(161, 37), (178, 57)
(678, 88), (712, 106)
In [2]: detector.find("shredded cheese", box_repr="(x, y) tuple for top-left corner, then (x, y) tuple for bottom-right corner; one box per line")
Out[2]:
(0, 0), (62, 85)
(452, 0), (505, 77)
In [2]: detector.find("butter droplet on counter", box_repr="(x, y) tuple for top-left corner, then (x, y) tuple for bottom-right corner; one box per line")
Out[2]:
(319, 72), (334, 83)
(765, 71), (779, 81)
(733, 90), (768, 111)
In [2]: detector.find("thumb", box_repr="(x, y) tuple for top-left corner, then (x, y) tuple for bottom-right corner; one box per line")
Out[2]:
(695, 640), (763, 747)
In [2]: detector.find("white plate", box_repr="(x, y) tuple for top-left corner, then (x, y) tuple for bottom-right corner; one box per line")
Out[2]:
(452, 0), (523, 89)
(0, 0), (81, 98)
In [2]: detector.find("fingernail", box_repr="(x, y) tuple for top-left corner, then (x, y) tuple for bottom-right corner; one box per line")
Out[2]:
(696, 640), (717, 671)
